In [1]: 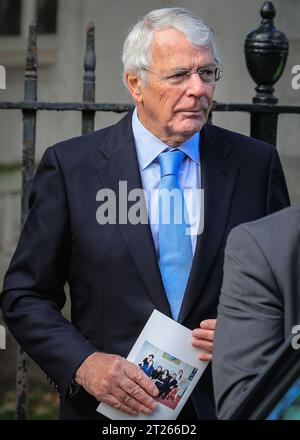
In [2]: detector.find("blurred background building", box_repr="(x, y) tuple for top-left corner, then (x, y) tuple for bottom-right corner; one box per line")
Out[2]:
(0, 0), (299, 418)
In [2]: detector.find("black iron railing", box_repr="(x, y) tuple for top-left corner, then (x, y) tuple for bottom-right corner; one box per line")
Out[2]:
(0, 1), (300, 420)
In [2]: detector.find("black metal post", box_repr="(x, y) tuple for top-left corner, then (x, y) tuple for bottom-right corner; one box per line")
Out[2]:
(82, 23), (96, 134)
(16, 21), (38, 421)
(245, 2), (289, 145)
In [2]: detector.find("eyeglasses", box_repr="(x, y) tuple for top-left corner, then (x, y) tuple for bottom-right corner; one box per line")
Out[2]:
(142, 62), (223, 85)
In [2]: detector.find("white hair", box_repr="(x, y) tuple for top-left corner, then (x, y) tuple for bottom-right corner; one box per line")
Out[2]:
(122, 7), (220, 87)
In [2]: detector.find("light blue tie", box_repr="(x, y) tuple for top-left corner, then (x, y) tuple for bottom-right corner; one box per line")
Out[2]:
(158, 150), (193, 320)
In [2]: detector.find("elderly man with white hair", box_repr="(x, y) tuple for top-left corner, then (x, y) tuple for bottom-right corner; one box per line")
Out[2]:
(1, 8), (289, 420)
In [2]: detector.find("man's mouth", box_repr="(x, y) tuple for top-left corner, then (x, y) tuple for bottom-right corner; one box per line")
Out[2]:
(180, 109), (204, 115)
(180, 109), (201, 112)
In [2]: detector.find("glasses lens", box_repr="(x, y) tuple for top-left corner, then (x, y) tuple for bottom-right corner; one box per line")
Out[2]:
(198, 64), (222, 82)
(167, 71), (190, 85)
(165, 63), (222, 85)
(200, 67), (215, 82)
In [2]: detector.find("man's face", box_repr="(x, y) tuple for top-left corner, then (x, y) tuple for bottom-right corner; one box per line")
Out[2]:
(127, 28), (216, 146)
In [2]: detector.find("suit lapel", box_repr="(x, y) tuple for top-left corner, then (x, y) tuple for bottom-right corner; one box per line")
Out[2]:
(178, 124), (240, 323)
(95, 112), (172, 317)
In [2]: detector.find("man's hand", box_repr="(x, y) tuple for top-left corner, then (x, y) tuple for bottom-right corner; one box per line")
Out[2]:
(191, 319), (217, 361)
(75, 352), (159, 416)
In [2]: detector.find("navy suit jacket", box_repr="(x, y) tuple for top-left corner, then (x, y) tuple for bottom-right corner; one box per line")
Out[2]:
(0, 111), (290, 419)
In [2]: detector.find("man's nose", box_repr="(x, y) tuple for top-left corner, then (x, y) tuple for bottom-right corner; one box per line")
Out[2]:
(186, 73), (209, 97)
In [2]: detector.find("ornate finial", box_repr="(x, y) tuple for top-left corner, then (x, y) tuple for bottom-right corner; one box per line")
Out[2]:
(261, 1), (276, 21)
(244, 2), (288, 104)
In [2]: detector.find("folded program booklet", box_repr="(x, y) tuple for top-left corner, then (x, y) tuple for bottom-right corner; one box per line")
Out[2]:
(97, 309), (209, 420)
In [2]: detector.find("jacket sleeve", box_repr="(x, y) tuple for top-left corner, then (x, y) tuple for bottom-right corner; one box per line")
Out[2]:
(266, 147), (290, 213)
(212, 225), (284, 419)
(0, 146), (98, 401)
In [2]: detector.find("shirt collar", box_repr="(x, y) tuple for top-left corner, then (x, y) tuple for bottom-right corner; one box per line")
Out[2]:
(132, 107), (200, 171)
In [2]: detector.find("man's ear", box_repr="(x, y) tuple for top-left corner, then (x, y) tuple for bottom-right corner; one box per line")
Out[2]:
(125, 72), (143, 104)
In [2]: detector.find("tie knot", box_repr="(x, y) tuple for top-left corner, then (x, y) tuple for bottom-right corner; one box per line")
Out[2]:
(159, 150), (185, 178)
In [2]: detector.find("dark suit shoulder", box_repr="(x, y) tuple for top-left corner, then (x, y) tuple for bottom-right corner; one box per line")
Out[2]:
(204, 123), (275, 161)
(40, 113), (131, 174)
(208, 123), (274, 149)
(50, 125), (112, 158)
(47, 112), (132, 168)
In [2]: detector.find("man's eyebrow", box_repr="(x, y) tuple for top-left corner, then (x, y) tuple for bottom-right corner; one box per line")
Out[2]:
(167, 63), (215, 73)
(167, 66), (191, 73)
